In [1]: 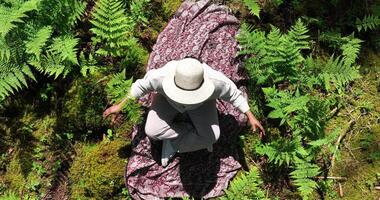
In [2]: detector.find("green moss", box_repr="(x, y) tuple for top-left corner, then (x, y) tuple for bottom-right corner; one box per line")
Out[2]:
(328, 71), (380, 199)
(69, 138), (130, 199)
(1, 154), (26, 193)
(161, 0), (182, 18)
(60, 76), (108, 136)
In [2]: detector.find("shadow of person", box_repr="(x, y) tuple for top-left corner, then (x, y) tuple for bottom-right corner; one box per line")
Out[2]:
(179, 149), (220, 198)
(178, 112), (246, 198)
(125, 111), (248, 199)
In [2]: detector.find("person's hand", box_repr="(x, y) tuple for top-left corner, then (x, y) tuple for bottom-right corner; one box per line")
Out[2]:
(103, 104), (123, 125)
(245, 111), (265, 138)
(248, 117), (265, 138)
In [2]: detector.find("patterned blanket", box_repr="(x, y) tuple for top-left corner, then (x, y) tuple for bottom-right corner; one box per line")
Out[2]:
(124, 1), (249, 199)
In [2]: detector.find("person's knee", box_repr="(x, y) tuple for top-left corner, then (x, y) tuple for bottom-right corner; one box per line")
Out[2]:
(211, 124), (220, 143)
(144, 121), (161, 140)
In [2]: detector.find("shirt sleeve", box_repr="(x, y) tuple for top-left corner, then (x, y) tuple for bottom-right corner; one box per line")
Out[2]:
(129, 60), (176, 99)
(218, 75), (250, 113)
(129, 69), (158, 99)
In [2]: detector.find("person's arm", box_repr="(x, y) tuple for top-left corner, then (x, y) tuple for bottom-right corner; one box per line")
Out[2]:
(218, 76), (265, 136)
(103, 69), (158, 123)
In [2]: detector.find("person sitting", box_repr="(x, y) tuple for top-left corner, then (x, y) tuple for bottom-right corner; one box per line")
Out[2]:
(103, 57), (265, 167)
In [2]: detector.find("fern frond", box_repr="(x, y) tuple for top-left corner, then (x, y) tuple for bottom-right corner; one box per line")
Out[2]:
(0, 61), (36, 98)
(288, 19), (310, 50)
(255, 136), (307, 166)
(105, 69), (142, 123)
(129, 0), (150, 26)
(243, 0), (261, 18)
(317, 56), (361, 93)
(79, 53), (99, 77)
(37, 0), (86, 30)
(0, 0), (40, 38)
(49, 35), (79, 65)
(67, 0), (87, 27)
(29, 53), (71, 79)
(356, 15), (380, 32)
(340, 36), (362, 66)
(221, 167), (267, 200)
(91, 0), (133, 56)
(0, 37), (11, 61)
(25, 26), (53, 60)
(290, 159), (321, 200)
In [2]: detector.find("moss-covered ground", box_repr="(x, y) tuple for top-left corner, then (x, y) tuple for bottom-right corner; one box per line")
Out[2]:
(0, 0), (380, 199)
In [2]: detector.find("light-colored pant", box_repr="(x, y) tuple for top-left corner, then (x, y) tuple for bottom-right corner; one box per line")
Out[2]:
(145, 93), (220, 153)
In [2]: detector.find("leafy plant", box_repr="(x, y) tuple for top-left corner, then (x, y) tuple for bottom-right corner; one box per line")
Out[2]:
(290, 159), (321, 200)
(243, 0), (261, 18)
(222, 167), (267, 200)
(105, 69), (142, 124)
(238, 15), (362, 199)
(90, 0), (133, 57)
(356, 15), (380, 32)
(0, 0), (84, 100)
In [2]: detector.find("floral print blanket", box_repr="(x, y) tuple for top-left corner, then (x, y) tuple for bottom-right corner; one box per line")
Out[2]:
(125, 1), (248, 199)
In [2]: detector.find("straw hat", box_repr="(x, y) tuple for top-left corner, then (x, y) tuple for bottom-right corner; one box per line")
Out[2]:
(162, 58), (215, 105)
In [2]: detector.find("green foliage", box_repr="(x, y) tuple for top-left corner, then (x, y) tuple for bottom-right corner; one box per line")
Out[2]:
(0, 0), (40, 38)
(238, 17), (363, 199)
(61, 76), (108, 134)
(221, 167), (267, 200)
(243, 0), (261, 18)
(313, 56), (361, 93)
(90, 0), (133, 57)
(0, 62), (36, 99)
(290, 159), (321, 200)
(255, 136), (306, 166)
(0, 191), (19, 200)
(129, 0), (150, 26)
(25, 26), (53, 60)
(37, 0), (86, 32)
(0, 0), (84, 100)
(356, 15), (380, 32)
(49, 35), (79, 65)
(105, 69), (142, 124)
(237, 21), (307, 85)
(79, 53), (99, 77)
(69, 139), (130, 199)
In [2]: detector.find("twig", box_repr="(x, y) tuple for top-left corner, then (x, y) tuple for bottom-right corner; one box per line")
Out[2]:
(315, 176), (347, 181)
(339, 183), (344, 197)
(330, 119), (356, 175)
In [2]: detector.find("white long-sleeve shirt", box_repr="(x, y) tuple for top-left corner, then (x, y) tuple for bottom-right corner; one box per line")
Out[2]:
(129, 60), (250, 113)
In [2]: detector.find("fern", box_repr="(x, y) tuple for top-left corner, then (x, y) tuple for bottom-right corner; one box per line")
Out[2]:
(0, 37), (11, 61)
(255, 136), (308, 166)
(25, 26), (53, 60)
(237, 20), (308, 85)
(105, 69), (142, 123)
(48, 35), (79, 65)
(288, 19), (310, 50)
(356, 15), (380, 32)
(340, 36), (362, 66)
(37, 0), (86, 31)
(79, 53), (99, 77)
(90, 0), (132, 56)
(221, 167), (267, 200)
(129, 0), (150, 26)
(290, 159), (321, 200)
(314, 56), (361, 93)
(0, 0), (40, 38)
(0, 61), (36, 98)
(243, 0), (261, 18)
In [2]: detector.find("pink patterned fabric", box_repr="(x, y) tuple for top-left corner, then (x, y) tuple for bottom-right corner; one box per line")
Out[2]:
(125, 1), (249, 199)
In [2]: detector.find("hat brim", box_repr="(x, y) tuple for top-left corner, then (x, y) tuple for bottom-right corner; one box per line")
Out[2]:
(162, 64), (215, 105)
